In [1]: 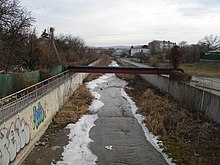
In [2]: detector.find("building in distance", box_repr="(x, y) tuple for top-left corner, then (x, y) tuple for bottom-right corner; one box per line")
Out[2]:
(130, 45), (150, 57)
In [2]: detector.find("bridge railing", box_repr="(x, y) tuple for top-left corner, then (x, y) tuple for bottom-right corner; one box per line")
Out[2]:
(0, 70), (69, 123)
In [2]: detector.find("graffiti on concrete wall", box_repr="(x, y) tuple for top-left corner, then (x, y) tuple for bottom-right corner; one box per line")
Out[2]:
(0, 117), (30, 165)
(32, 101), (46, 130)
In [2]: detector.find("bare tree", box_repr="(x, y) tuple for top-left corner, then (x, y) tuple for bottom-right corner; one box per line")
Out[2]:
(55, 34), (86, 64)
(49, 27), (61, 63)
(169, 46), (182, 69)
(0, 0), (35, 72)
(198, 34), (220, 51)
(178, 41), (188, 47)
(135, 51), (149, 63)
(15, 29), (41, 70)
(180, 45), (200, 63)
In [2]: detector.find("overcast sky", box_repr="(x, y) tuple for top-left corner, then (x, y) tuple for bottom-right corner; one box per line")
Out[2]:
(21, 0), (220, 47)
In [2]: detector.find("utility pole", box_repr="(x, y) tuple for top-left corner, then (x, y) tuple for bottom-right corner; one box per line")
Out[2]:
(49, 27), (61, 63)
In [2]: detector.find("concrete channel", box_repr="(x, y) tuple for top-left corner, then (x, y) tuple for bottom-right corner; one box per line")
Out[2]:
(118, 58), (220, 125)
(2, 59), (174, 165)
(79, 60), (169, 165)
(89, 74), (168, 165)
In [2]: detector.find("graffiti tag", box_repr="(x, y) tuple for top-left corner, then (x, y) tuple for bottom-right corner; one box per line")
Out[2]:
(32, 102), (46, 130)
(0, 118), (30, 165)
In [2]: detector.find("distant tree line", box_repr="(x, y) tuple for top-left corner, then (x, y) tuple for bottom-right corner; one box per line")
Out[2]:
(133, 34), (220, 64)
(177, 34), (220, 63)
(198, 34), (220, 51)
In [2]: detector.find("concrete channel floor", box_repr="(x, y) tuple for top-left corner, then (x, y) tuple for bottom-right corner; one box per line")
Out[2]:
(89, 75), (167, 165)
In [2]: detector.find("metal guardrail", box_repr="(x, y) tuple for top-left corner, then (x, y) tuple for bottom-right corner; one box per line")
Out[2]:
(0, 70), (70, 123)
(192, 77), (220, 94)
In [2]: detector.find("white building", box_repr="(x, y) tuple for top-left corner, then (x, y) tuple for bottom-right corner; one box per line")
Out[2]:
(114, 49), (123, 56)
(130, 45), (150, 56)
(148, 40), (176, 54)
(205, 50), (220, 55)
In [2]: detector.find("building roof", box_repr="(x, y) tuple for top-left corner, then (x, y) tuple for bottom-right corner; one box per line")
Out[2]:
(208, 50), (220, 53)
(131, 45), (148, 49)
(149, 40), (176, 44)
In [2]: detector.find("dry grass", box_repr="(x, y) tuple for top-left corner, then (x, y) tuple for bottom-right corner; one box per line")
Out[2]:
(180, 62), (220, 77)
(83, 73), (103, 83)
(115, 74), (136, 81)
(125, 75), (220, 165)
(52, 85), (93, 127)
(147, 61), (220, 77)
(97, 55), (111, 66)
(169, 71), (192, 83)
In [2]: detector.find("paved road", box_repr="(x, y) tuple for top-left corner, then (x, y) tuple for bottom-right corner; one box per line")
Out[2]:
(191, 77), (220, 95)
(120, 58), (152, 67)
(89, 75), (167, 165)
(120, 58), (220, 96)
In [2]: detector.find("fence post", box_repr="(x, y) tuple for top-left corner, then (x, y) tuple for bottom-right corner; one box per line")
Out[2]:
(35, 85), (37, 98)
(200, 90), (205, 112)
(0, 100), (3, 122)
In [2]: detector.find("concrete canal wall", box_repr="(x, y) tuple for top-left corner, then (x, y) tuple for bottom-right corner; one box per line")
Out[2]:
(118, 58), (220, 125)
(0, 61), (99, 165)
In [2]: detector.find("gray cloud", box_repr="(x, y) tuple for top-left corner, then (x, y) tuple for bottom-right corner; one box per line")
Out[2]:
(20, 0), (220, 46)
(167, 0), (220, 17)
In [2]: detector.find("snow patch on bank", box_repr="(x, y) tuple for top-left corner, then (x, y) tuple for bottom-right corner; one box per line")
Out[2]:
(56, 115), (98, 165)
(86, 75), (109, 90)
(86, 73), (116, 90)
(109, 60), (119, 67)
(86, 75), (109, 114)
(89, 100), (104, 113)
(86, 60), (119, 113)
(91, 91), (101, 99)
(121, 89), (175, 165)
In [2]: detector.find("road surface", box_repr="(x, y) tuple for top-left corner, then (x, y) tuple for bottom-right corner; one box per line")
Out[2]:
(120, 58), (220, 96)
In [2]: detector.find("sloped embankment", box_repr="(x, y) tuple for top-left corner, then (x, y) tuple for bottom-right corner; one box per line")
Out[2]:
(52, 85), (93, 127)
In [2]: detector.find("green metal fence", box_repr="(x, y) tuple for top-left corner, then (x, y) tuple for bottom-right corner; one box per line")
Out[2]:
(46, 65), (63, 76)
(0, 65), (65, 98)
(0, 70), (40, 98)
(200, 55), (220, 61)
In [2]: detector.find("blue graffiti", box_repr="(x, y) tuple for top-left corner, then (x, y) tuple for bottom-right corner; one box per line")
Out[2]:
(32, 102), (46, 130)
